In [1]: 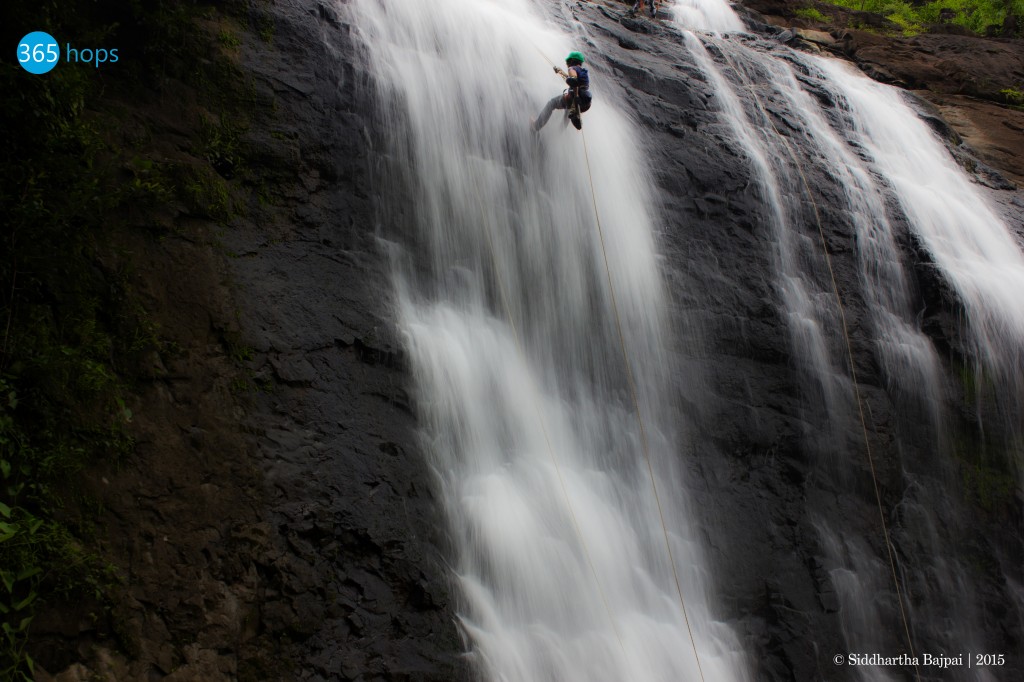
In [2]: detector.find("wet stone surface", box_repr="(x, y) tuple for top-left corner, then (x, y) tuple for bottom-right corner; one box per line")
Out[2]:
(34, 0), (1024, 680)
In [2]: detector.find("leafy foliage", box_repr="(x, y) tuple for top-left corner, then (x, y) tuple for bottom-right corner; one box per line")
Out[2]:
(796, 7), (831, 21)
(1, 0), (250, 674)
(825, 0), (1023, 35)
(1001, 87), (1024, 105)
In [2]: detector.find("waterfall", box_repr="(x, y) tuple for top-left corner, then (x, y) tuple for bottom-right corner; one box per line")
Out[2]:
(817, 58), (1024, 387)
(674, 2), (1023, 679)
(344, 0), (1022, 677)
(353, 0), (748, 680)
(816, 57), (1024, 456)
(669, 0), (745, 34)
(682, 32), (864, 453)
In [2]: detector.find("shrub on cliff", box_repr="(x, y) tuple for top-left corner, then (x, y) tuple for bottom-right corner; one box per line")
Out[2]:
(2, 0), (249, 676)
(821, 0), (1023, 35)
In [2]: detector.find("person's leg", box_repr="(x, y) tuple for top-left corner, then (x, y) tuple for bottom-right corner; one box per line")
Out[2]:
(567, 93), (582, 130)
(532, 93), (568, 130)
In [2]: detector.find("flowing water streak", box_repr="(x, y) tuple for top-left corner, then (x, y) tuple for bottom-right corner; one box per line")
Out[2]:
(682, 33), (853, 447)
(753, 50), (945, 429)
(679, 11), (1012, 676)
(817, 58), (1024, 432)
(352, 0), (748, 679)
(802, 59), (1019, 680)
(681, 33), (902, 680)
(667, 0), (745, 34)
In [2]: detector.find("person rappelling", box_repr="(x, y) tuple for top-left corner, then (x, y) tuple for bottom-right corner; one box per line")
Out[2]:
(530, 51), (592, 132)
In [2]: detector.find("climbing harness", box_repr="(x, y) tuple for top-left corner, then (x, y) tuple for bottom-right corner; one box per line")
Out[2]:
(713, 42), (921, 682)
(533, 47), (587, 131)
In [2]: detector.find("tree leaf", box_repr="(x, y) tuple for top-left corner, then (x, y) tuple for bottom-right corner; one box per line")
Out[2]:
(13, 591), (37, 611)
(16, 567), (40, 582)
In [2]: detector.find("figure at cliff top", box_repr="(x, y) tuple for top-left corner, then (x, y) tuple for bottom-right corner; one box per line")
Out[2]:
(629, 0), (659, 18)
(530, 51), (592, 132)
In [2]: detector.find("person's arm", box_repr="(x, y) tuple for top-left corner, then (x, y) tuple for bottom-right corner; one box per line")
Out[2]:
(565, 67), (580, 87)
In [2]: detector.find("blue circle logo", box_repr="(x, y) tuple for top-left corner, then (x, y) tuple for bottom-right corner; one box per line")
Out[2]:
(17, 31), (60, 74)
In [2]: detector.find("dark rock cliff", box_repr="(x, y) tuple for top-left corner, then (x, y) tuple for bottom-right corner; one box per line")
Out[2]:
(740, 0), (1024, 186)
(32, 0), (1023, 680)
(32, 2), (466, 680)
(581, 1), (1024, 679)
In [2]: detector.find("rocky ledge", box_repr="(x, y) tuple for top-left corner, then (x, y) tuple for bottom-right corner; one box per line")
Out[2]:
(738, 0), (1024, 186)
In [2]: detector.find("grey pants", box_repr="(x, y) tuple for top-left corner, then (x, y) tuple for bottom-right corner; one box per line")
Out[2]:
(533, 91), (591, 130)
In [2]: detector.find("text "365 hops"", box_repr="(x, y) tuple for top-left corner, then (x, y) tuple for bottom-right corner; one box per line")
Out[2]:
(18, 31), (119, 74)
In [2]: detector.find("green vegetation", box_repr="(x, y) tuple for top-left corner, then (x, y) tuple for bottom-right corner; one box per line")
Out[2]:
(178, 162), (235, 221)
(1, 0), (255, 676)
(961, 460), (1016, 512)
(200, 114), (250, 181)
(796, 7), (831, 22)
(256, 16), (276, 44)
(1001, 87), (1024, 106)
(953, 429), (1018, 515)
(218, 28), (242, 49)
(950, 363), (1019, 515)
(824, 0), (1023, 36)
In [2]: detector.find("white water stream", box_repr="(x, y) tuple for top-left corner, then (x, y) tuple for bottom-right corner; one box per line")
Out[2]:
(675, 3), (1022, 679)
(354, 0), (748, 680)
(669, 0), (744, 33)
(818, 57), (1024, 412)
(349, 0), (1021, 677)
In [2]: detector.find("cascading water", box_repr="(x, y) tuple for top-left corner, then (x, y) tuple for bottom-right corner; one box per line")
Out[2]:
(816, 57), (1024, 459)
(673, 2), (1023, 679)
(352, 0), (748, 679)
(669, 0), (745, 33)
(341, 0), (1022, 676)
(816, 58), (1024, 388)
(681, 32), (862, 453)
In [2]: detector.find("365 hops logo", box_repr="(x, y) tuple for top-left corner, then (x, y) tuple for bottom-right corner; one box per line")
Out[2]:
(16, 31), (59, 74)
(17, 31), (119, 74)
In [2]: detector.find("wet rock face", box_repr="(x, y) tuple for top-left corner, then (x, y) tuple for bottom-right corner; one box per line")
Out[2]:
(246, 1), (1020, 679)
(37, 1), (468, 680)
(837, 32), (1024, 99)
(592, 16), (851, 678)
(40, 1), (1019, 680)
(738, 0), (1024, 187)
(561, 2), (1023, 680)
(834, 26), (1024, 183)
(216, 1), (468, 679)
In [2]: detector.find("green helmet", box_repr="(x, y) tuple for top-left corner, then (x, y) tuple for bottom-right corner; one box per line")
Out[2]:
(566, 51), (585, 65)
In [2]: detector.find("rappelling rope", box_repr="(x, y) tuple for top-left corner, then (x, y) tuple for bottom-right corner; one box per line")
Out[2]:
(713, 41), (920, 681)
(479, 204), (630, 660)
(579, 127), (707, 682)
(529, 43), (706, 678)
